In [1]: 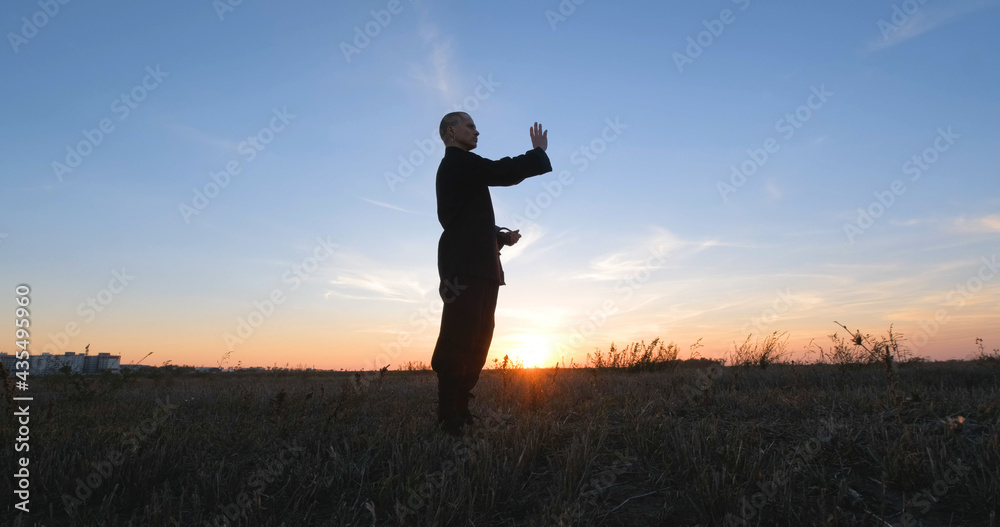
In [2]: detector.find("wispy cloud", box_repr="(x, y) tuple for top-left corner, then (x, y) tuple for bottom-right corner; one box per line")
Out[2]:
(323, 246), (433, 303)
(571, 228), (686, 281)
(166, 122), (240, 154)
(953, 214), (1000, 233)
(764, 181), (783, 203)
(325, 275), (423, 302)
(865, 0), (998, 52)
(496, 223), (545, 263)
(503, 228), (578, 265)
(409, 7), (459, 100)
(495, 305), (575, 325)
(360, 197), (431, 216)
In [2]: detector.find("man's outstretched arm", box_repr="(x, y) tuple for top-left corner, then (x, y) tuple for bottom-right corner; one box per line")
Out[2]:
(477, 122), (552, 187)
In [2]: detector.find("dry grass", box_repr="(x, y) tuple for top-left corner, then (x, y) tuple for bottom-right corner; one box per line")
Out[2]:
(1, 356), (999, 526)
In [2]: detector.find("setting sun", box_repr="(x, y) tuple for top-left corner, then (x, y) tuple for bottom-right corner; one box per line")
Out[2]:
(501, 334), (555, 368)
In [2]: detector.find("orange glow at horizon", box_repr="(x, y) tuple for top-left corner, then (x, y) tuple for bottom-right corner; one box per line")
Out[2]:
(20, 308), (1000, 371)
(495, 333), (557, 369)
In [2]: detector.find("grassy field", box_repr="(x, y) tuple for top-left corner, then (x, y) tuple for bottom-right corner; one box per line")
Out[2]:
(1, 353), (999, 526)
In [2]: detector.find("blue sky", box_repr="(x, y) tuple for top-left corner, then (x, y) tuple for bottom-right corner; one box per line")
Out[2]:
(3, 0), (999, 369)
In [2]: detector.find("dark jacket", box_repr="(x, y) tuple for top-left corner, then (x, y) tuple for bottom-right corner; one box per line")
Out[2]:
(436, 146), (552, 285)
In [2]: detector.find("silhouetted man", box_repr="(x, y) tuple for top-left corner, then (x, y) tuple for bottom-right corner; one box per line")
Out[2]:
(431, 112), (551, 435)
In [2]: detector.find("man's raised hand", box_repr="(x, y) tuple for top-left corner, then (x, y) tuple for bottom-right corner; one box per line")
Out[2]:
(530, 122), (548, 151)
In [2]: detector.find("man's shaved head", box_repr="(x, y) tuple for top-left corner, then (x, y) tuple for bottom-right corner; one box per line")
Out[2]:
(439, 112), (469, 142)
(439, 112), (479, 151)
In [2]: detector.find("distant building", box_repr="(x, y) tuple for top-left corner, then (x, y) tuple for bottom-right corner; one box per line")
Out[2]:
(0, 352), (121, 375)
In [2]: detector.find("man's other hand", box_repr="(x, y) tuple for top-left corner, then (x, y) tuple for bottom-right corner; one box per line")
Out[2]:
(530, 122), (548, 151)
(499, 229), (521, 247)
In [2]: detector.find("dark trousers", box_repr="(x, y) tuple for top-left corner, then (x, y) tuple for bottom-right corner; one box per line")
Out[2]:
(431, 274), (500, 411)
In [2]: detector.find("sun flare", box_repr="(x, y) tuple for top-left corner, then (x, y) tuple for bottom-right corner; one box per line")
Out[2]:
(503, 334), (555, 368)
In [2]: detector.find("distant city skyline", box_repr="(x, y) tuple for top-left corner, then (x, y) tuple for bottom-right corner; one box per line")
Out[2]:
(3, 1), (999, 370)
(0, 351), (121, 375)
